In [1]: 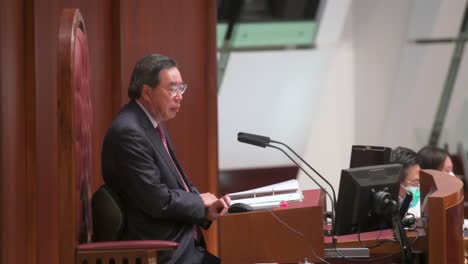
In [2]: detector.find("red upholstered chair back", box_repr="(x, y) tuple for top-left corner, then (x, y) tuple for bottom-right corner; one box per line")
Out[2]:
(73, 26), (93, 244)
(58, 8), (94, 260)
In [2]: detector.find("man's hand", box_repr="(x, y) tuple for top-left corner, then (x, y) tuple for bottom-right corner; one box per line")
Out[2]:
(221, 195), (231, 208)
(200, 194), (231, 221)
(199, 192), (218, 207)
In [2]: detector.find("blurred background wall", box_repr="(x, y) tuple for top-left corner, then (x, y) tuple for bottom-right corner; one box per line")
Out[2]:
(217, 0), (468, 193)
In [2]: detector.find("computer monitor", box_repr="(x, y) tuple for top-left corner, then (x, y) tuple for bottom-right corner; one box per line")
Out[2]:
(349, 145), (392, 168)
(334, 164), (402, 236)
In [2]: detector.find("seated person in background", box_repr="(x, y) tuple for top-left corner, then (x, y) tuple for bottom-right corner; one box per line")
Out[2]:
(417, 146), (454, 176)
(390, 146), (421, 218)
(102, 54), (230, 264)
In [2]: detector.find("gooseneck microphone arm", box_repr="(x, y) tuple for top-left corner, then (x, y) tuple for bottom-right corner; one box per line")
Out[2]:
(237, 132), (337, 237)
(237, 132), (337, 206)
(267, 143), (335, 215)
(270, 140), (337, 211)
(268, 141), (337, 239)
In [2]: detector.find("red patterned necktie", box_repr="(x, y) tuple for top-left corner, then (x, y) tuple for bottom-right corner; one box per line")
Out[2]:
(157, 125), (190, 191)
(157, 125), (199, 241)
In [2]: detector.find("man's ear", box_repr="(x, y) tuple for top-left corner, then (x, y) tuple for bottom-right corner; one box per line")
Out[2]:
(141, 84), (151, 101)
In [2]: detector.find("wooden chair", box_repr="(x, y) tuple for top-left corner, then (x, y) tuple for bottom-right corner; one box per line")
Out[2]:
(57, 8), (177, 264)
(419, 169), (465, 263)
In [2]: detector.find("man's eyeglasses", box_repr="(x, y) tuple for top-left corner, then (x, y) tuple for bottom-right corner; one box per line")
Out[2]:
(164, 83), (188, 97)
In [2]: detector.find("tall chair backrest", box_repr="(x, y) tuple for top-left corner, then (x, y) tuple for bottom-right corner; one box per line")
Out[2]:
(57, 8), (178, 264)
(92, 184), (126, 241)
(58, 7), (93, 261)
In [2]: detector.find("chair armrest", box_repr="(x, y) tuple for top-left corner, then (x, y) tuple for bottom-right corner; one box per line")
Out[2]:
(77, 240), (178, 252)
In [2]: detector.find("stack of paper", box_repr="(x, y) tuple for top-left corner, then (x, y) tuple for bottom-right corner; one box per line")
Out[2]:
(228, 179), (303, 210)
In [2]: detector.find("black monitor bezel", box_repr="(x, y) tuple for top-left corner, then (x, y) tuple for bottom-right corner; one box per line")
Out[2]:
(334, 163), (402, 236)
(349, 145), (392, 168)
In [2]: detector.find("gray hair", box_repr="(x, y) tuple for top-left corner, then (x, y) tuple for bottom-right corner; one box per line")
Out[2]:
(127, 54), (177, 99)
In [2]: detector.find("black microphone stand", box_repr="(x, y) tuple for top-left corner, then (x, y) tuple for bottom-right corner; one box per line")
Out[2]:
(266, 144), (335, 219)
(237, 132), (338, 241)
(269, 140), (339, 246)
(373, 190), (414, 263)
(270, 140), (337, 209)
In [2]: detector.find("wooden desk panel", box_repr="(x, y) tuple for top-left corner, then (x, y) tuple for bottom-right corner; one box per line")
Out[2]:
(219, 189), (325, 264)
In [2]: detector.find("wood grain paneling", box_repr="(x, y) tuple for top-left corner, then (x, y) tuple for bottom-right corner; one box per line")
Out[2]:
(1, 0), (30, 263)
(421, 169), (465, 263)
(24, 0), (38, 263)
(1, 0), (219, 262)
(205, 0), (221, 253)
(34, 1), (60, 263)
(110, 0), (123, 122)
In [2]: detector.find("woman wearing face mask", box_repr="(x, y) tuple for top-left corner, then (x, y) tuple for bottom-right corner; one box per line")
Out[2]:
(418, 146), (468, 232)
(417, 146), (455, 176)
(390, 146), (422, 218)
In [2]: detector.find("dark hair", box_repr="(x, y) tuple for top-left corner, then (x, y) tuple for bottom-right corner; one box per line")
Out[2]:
(390, 146), (421, 182)
(127, 54), (177, 99)
(417, 146), (448, 171)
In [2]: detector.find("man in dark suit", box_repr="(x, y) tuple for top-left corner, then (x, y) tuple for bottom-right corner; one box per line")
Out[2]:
(102, 54), (230, 264)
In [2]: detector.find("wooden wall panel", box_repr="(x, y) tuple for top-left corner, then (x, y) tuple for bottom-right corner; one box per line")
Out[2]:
(34, 2), (60, 263)
(25, 0), (38, 263)
(0, 0), (218, 262)
(1, 1), (25, 262)
(0, 0), (34, 263)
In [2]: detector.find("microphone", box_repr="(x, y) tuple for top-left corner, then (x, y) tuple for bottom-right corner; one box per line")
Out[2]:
(237, 132), (270, 148)
(237, 132), (338, 234)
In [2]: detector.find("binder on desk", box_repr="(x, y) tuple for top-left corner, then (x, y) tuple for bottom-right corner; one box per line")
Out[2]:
(228, 179), (303, 210)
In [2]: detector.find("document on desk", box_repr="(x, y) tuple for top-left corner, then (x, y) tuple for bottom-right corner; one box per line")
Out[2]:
(228, 179), (303, 210)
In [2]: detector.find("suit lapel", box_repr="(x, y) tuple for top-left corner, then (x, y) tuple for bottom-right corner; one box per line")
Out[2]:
(130, 101), (190, 191)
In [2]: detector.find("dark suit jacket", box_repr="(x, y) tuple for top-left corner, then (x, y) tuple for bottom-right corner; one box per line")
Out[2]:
(102, 100), (207, 264)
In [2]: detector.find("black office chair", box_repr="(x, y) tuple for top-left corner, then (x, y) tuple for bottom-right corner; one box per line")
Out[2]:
(92, 184), (126, 242)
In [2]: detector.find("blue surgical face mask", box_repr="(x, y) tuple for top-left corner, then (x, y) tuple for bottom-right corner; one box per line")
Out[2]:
(401, 184), (421, 218)
(401, 185), (420, 208)
(406, 186), (420, 208)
